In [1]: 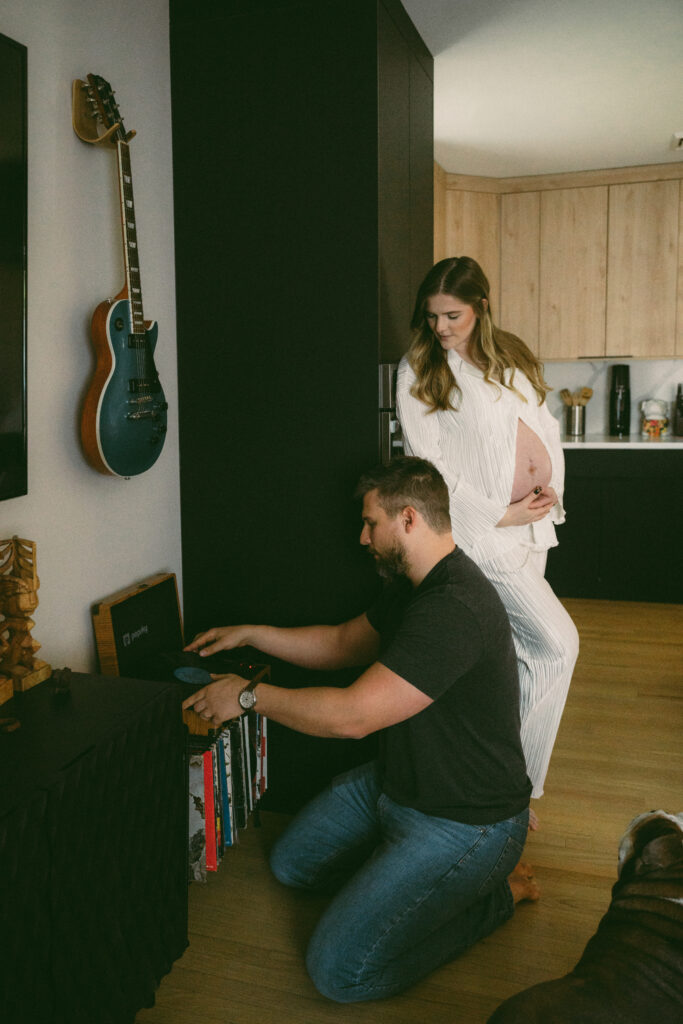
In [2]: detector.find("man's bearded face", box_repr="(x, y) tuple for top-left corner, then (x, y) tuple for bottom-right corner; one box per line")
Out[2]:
(369, 538), (409, 580)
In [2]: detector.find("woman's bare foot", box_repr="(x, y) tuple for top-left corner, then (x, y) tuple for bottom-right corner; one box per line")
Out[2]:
(508, 860), (541, 904)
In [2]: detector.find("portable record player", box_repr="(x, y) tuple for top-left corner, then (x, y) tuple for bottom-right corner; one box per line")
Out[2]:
(91, 572), (269, 734)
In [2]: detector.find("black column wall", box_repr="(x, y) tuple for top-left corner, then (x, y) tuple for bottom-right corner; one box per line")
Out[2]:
(170, 0), (433, 809)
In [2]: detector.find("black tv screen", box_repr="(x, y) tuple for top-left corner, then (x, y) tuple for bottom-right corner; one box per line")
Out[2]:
(0, 32), (28, 501)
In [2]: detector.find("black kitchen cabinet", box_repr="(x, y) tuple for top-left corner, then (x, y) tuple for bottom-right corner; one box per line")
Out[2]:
(377, 0), (434, 362)
(546, 449), (682, 602)
(170, 0), (433, 809)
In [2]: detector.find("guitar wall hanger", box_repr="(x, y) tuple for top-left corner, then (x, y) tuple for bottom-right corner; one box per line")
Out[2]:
(72, 78), (136, 146)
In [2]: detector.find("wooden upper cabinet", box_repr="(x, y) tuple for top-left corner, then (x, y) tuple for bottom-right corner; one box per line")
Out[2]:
(444, 189), (500, 310)
(606, 180), (680, 358)
(500, 192), (540, 353)
(678, 184), (683, 356)
(539, 187), (608, 360)
(433, 162), (448, 263)
(436, 166), (683, 360)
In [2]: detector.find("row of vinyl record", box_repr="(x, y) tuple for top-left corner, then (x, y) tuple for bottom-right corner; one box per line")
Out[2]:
(188, 713), (268, 882)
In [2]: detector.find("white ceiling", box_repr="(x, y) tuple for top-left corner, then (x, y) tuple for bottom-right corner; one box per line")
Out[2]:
(402, 0), (683, 177)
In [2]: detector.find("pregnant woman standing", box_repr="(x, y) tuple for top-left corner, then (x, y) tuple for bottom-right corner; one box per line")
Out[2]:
(396, 256), (579, 805)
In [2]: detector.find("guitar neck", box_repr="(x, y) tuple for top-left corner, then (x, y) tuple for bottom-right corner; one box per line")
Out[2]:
(116, 139), (145, 331)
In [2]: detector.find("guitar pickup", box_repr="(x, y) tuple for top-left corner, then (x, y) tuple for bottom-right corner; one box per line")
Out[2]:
(128, 378), (161, 394)
(127, 335), (147, 349)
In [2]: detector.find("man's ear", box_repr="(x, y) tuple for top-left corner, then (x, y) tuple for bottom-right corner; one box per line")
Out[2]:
(401, 506), (419, 532)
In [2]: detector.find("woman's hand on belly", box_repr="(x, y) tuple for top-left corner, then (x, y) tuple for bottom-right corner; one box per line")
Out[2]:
(532, 485), (558, 508)
(496, 485), (557, 528)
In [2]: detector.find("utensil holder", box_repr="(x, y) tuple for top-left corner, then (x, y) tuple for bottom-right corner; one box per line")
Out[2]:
(566, 405), (585, 436)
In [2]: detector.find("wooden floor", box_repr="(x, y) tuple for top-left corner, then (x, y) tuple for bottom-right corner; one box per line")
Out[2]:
(137, 599), (682, 1024)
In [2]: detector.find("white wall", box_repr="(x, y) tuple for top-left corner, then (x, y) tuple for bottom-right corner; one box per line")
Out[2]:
(0, 0), (181, 671)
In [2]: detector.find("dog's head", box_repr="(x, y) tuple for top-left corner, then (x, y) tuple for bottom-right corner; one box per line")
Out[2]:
(617, 809), (683, 883)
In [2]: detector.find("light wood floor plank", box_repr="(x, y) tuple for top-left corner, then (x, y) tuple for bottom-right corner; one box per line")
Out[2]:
(136, 599), (682, 1023)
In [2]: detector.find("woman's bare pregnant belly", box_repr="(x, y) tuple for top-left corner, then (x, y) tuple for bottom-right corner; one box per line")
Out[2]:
(510, 419), (552, 501)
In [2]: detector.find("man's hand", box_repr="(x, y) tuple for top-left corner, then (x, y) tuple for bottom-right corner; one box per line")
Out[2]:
(181, 673), (248, 726)
(496, 486), (557, 528)
(184, 626), (251, 657)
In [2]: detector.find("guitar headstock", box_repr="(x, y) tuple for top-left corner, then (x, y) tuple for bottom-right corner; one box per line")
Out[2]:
(84, 74), (133, 144)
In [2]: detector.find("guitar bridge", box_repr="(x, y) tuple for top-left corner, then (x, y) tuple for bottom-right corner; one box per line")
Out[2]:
(126, 399), (169, 420)
(126, 410), (156, 420)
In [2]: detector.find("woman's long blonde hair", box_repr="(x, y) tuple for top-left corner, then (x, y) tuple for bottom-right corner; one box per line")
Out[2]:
(407, 256), (550, 412)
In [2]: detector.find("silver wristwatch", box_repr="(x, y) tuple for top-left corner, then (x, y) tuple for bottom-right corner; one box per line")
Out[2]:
(238, 678), (259, 711)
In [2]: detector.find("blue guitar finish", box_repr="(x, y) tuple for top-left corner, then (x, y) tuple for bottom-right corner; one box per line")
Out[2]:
(83, 297), (167, 477)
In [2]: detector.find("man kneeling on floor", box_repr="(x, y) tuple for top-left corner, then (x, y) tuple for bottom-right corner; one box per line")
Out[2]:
(183, 456), (537, 1003)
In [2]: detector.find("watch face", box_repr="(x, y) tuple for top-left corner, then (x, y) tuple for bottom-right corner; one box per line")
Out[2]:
(239, 687), (256, 710)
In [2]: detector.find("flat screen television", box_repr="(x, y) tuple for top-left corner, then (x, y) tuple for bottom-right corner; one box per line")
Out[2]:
(0, 32), (28, 501)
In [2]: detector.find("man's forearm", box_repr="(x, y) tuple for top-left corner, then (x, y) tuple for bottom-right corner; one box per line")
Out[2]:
(184, 673), (368, 739)
(188, 615), (379, 672)
(240, 624), (355, 670)
(182, 661), (432, 740)
(252, 682), (367, 739)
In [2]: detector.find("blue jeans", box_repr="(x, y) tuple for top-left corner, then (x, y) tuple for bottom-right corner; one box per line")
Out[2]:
(269, 761), (529, 1003)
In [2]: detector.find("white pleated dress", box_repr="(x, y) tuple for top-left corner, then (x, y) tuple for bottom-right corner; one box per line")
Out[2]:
(396, 351), (579, 798)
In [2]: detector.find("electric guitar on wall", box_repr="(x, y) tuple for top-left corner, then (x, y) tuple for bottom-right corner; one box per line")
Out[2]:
(77, 74), (167, 477)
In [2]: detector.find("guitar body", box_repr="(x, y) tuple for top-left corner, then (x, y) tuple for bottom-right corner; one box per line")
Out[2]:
(81, 296), (167, 476)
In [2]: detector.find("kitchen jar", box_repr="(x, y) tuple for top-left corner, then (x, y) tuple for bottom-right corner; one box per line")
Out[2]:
(640, 398), (669, 439)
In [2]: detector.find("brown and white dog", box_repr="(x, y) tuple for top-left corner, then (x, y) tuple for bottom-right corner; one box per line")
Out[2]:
(488, 810), (683, 1024)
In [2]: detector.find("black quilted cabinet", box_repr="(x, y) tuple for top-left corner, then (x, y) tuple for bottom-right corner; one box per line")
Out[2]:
(0, 674), (188, 1024)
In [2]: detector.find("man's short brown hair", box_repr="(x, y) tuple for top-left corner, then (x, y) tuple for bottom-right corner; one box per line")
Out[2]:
(355, 456), (451, 534)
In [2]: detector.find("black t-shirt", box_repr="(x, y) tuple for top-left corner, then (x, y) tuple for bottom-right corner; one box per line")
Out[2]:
(366, 548), (531, 824)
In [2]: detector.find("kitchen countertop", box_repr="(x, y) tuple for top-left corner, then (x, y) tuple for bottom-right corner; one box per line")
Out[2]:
(561, 433), (683, 449)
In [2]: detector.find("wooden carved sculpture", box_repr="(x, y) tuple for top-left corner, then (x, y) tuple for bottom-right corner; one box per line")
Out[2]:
(0, 625), (10, 707)
(0, 537), (51, 693)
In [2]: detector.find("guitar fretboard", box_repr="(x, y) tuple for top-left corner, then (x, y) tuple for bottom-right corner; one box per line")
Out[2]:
(117, 140), (145, 334)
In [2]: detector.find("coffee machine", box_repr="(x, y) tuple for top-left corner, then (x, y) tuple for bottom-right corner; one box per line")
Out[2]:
(674, 383), (683, 437)
(609, 364), (631, 436)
